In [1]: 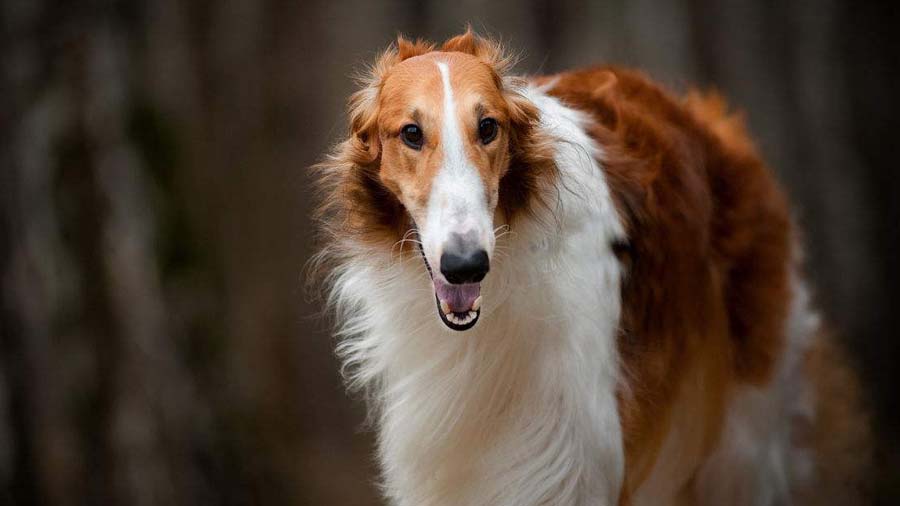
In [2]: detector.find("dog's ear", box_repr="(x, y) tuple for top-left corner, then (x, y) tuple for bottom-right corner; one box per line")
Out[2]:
(346, 45), (401, 165)
(442, 27), (515, 75)
(347, 84), (380, 165)
(397, 34), (435, 61)
(441, 27), (480, 55)
(346, 36), (436, 165)
(504, 77), (540, 137)
(497, 78), (558, 222)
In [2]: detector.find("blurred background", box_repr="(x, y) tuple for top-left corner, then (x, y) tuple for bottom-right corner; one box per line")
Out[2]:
(2, 1), (898, 504)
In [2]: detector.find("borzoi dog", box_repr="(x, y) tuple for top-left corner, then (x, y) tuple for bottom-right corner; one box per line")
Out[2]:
(313, 30), (870, 506)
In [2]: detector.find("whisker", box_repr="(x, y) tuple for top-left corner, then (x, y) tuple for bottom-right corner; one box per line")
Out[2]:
(494, 230), (517, 241)
(392, 241), (424, 265)
(391, 228), (424, 262)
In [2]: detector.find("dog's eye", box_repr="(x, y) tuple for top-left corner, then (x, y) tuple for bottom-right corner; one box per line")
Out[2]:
(478, 118), (498, 145)
(401, 124), (424, 149)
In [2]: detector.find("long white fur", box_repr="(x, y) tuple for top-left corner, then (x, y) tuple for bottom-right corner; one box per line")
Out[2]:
(327, 83), (627, 505)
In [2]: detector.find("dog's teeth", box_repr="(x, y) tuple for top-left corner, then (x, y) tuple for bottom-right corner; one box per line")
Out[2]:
(472, 296), (482, 311)
(444, 308), (480, 327)
(440, 299), (451, 315)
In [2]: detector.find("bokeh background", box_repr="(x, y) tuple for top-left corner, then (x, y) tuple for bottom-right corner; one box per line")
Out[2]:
(2, 1), (898, 504)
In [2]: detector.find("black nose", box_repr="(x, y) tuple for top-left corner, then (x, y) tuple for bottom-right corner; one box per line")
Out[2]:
(440, 249), (490, 284)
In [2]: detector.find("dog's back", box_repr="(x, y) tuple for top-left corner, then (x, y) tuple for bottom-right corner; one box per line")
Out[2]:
(543, 66), (871, 504)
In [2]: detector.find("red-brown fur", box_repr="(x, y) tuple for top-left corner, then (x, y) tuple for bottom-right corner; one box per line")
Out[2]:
(315, 31), (870, 504)
(540, 67), (870, 502)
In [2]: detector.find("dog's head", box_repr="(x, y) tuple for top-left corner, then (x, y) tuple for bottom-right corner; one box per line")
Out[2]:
(333, 30), (549, 331)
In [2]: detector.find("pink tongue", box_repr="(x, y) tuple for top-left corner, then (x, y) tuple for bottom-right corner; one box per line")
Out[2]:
(434, 280), (481, 313)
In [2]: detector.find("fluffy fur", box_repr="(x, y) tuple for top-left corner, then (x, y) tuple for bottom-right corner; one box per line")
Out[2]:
(312, 31), (871, 505)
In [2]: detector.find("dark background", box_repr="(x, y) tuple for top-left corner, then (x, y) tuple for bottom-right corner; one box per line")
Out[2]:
(2, 1), (897, 504)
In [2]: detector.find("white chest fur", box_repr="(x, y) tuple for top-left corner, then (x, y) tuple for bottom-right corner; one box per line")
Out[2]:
(328, 87), (627, 506)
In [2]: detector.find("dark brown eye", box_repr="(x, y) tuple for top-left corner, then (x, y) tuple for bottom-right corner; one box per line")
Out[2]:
(401, 124), (423, 149)
(478, 118), (498, 144)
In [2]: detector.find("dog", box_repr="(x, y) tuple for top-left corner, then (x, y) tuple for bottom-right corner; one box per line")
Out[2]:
(313, 30), (871, 505)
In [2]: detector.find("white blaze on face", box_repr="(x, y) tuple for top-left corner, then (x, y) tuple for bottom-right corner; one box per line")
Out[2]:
(422, 61), (495, 280)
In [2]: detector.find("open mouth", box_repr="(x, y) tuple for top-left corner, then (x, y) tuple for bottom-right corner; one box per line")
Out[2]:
(419, 243), (482, 331)
(434, 280), (481, 331)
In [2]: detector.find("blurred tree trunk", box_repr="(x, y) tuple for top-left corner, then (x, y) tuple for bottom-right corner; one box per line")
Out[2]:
(2, 2), (209, 504)
(2, 1), (381, 505)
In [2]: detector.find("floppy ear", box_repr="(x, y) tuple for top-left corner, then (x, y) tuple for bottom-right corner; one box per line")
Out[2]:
(504, 78), (540, 138)
(347, 84), (380, 165)
(497, 74), (559, 221)
(346, 36), (435, 166)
